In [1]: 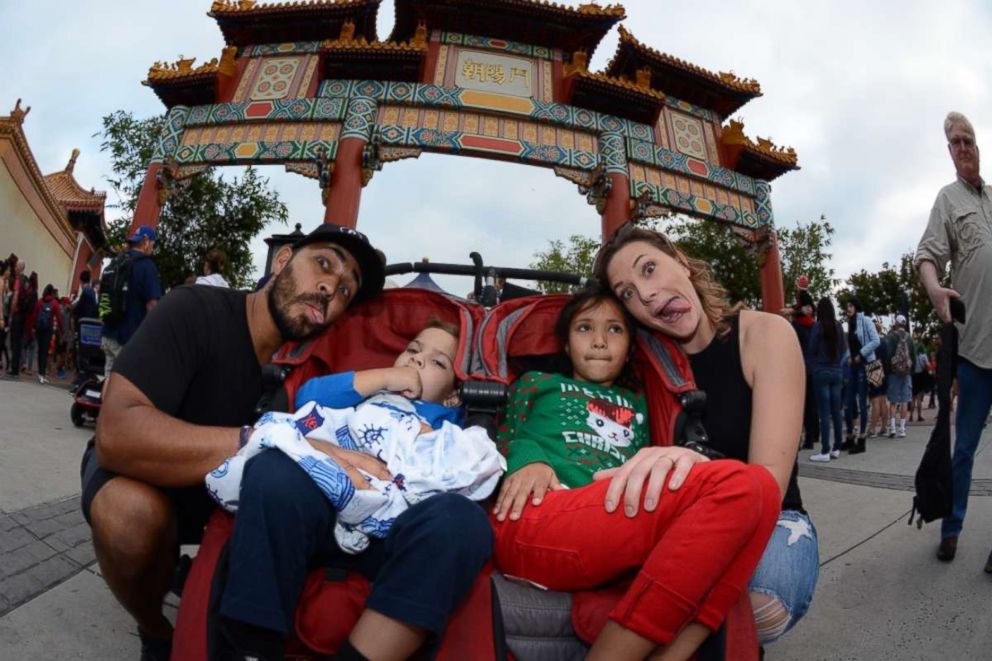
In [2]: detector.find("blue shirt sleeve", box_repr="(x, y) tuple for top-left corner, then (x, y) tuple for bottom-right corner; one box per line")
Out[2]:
(296, 371), (364, 409)
(133, 256), (162, 306)
(412, 400), (465, 429)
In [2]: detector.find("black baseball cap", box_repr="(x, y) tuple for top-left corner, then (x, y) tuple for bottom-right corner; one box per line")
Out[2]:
(292, 223), (385, 303)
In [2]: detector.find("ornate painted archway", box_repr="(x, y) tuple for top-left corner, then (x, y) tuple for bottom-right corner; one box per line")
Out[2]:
(136, 0), (799, 310)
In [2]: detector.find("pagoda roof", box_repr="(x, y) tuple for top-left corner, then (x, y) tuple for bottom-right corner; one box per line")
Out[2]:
(720, 119), (798, 181)
(43, 150), (107, 213)
(390, 0), (625, 58)
(606, 26), (761, 117)
(144, 57), (219, 107)
(209, 0), (381, 48)
(566, 63), (664, 125)
(0, 101), (74, 236)
(322, 19), (428, 81)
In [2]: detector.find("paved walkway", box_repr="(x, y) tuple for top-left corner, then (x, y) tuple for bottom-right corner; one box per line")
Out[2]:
(0, 376), (990, 659)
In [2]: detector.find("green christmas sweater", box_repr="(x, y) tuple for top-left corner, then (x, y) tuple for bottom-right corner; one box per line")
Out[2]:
(497, 371), (650, 488)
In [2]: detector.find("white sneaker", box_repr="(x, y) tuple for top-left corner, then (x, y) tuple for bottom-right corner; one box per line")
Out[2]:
(897, 428), (907, 438)
(810, 452), (831, 462)
(830, 449), (841, 459)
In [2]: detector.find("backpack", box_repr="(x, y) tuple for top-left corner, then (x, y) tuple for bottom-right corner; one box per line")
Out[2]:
(98, 252), (134, 326)
(891, 330), (912, 376)
(35, 299), (56, 333)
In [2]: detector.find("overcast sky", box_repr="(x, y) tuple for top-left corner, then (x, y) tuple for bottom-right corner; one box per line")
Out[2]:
(2, 0), (990, 295)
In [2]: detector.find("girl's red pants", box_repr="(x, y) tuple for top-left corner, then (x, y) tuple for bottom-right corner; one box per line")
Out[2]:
(492, 460), (780, 645)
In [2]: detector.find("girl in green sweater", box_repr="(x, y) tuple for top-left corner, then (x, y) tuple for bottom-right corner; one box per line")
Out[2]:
(490, 284), (781, 660)
(493, 284), (650, 515)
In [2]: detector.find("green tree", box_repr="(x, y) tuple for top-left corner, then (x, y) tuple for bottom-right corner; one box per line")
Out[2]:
(98, 110), (288, 289)
(528, 215), (837, 306)
(836, 252), (937, 341)
(653, 214), (837, 307)
(529, 234), (601, 293)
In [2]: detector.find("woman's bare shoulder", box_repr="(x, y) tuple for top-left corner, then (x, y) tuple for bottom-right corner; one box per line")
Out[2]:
(739, 309), (794, 345)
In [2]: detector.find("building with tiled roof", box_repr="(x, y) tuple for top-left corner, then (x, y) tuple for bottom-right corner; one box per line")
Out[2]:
(0, 99), (108, 294)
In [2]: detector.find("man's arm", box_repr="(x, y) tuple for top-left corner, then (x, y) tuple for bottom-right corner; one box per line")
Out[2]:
(95, 372), (240, 488)
(915, 192), (958, 323)
(918, 260), (959, 323)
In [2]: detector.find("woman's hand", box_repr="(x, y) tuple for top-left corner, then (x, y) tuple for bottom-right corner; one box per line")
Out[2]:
(307, 437), (391, 490)
(493, 462), (563, 522)
(593, 446), (708, 517)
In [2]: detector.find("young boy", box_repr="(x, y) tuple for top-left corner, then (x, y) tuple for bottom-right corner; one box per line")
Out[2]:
(207, 319), (504, 553)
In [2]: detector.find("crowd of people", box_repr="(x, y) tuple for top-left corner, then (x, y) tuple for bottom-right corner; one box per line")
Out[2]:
(3, 109), (990, 660)
(0, 253), (97, 384)
(784, 293), (939, 462)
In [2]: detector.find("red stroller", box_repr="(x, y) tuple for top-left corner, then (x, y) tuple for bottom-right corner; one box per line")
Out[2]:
(171, 262), (759, 661)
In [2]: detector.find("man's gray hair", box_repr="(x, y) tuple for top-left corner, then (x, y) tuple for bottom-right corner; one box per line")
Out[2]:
(944, 112), (975, 139)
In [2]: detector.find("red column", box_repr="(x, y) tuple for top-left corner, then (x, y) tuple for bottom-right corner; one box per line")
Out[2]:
(323, 138), (364, 228)
(759, 232), (786, 313)
(601, 172), (632, 239)
(130, 161), (163, 234)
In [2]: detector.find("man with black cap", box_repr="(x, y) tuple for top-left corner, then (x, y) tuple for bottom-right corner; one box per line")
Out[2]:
(80, 224), (419, 659)
(100, 224), (162, 376)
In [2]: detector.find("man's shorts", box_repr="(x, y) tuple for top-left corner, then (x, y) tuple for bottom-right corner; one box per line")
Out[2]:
(80, 439), (215, 545)
(100, 336), (123, 377)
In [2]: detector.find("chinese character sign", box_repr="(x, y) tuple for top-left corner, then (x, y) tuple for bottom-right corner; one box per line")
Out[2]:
(454, 49), (535, 97)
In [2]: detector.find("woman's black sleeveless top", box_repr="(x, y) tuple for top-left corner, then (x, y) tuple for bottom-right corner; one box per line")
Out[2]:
(687, 314), (804, 513)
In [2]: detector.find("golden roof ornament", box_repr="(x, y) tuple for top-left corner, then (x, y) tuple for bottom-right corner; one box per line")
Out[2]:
(635, 66), (651, 88)
(66, 148), (80, 174)
(339, 19), (356, 42)
(412, 20), (428, 48)
(148, 55), (221, 81)
(219, 46), (238, 76)
(563, 50), (589, 77)
(10, 98), (30, 125)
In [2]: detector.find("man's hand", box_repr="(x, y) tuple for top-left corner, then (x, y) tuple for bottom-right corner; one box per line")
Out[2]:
(594, 446), (709, 517)
(493, 463), (563, 521)
(927, 285), (961, 324)
(307, 438), (391, 490)
(383, 367), (423, 400)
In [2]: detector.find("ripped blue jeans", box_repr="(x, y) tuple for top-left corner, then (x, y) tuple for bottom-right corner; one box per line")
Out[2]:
(747, 509), (819, 644)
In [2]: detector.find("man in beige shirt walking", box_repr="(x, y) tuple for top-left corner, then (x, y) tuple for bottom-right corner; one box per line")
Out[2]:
(915, 112), (992, 572)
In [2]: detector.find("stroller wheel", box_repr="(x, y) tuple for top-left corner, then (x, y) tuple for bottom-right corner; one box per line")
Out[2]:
(70, 403), (85, 427)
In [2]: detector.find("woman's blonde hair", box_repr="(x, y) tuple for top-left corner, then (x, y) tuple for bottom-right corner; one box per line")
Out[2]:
(593, 223), (743, 338)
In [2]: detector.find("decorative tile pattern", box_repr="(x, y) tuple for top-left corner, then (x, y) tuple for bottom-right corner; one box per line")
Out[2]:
(439, 32), (553, 59)
(185, 98), (347, 125)
(434, 45), (449, 85)
(665, 97), (714, 122)
(174, 139), (338, 164)
(631, 180), (761, 228)
(599, 132), (627, 174)
(627, 138), (757, 196)
(233, 58), (261, 102)
(754, 180), (774, 226)
(250, 57), (301, 100)
(245, 42), (324, 57)
(318, 80), (655, 141)
(341, 96), (378, 141)
(151, 105), (191, 163)
(671, 111), (707, 159)
(377, 125), (597, 169)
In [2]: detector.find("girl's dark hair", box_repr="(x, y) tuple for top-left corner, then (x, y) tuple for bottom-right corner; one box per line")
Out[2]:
(817, 297), (839, 361)
(553, 282), (640, 390)
(43, 284), (55, 298)
(204, 248), (227, 275)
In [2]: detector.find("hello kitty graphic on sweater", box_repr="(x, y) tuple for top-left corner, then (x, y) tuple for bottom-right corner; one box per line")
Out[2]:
(496, 371), (649, 488)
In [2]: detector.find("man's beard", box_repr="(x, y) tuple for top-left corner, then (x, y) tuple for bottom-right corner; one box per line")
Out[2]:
(266, 260), (333, 342)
